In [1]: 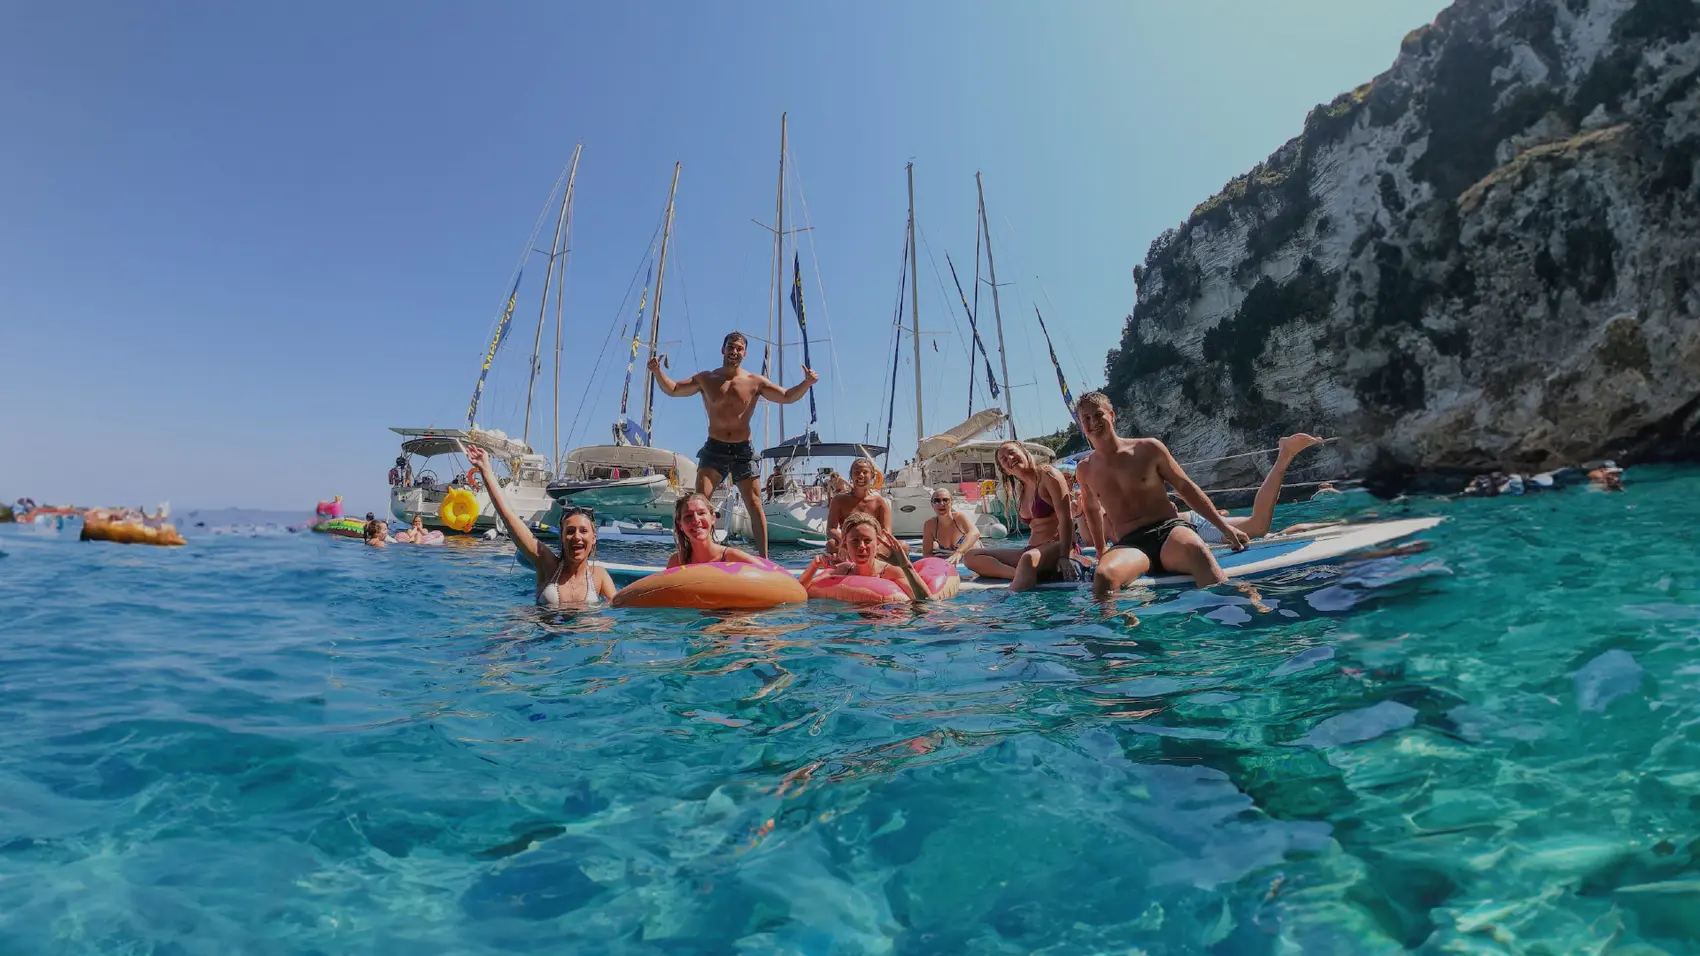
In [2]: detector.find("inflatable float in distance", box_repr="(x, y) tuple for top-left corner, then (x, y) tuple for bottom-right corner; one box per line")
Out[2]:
(806, 557), (959, 604)
(312, 517), (367, 538)
(80, 516), (186, 547)
(612, 558), (808, 610)
(439, 489), (479, 533)
(395, 530), (445, 545)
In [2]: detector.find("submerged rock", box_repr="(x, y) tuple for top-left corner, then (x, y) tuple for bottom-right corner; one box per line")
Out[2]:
(1106, 0), (1700, 493)
(1572, 647), (1645, 711)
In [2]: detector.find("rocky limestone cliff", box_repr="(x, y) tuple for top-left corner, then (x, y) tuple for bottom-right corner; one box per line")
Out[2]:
(1109, 0), (1700, 493)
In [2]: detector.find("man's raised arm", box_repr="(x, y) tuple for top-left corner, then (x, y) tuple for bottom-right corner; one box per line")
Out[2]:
(648, 356), (700, 397)
(759, 366), (820, 404)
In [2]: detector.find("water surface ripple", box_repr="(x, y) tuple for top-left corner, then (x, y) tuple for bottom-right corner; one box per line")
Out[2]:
(3, 469), (1699, 953)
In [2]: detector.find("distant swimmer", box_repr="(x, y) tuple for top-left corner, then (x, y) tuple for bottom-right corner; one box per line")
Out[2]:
(393, 515), (427, 544)
(1589, 465), (1624, 492)
(1073, 391), (1247, 596)
(467, 444), (616, 607)
(362, 512), (389, 548)
(1179, 434), (1340, 543)
(921, 486), (980, 565)
(667, 492), (764, 568)
(962, 441), (1081, 592)
(649, 330), (820, 557)
(1311, 480), (1344, 499)
(825, 457), (892, 558)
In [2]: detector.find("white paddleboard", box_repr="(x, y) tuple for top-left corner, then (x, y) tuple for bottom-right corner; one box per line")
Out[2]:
(596, 517), (1443, 590)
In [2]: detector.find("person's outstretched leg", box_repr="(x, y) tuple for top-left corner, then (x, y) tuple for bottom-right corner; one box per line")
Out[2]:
(1233, 433), (1324, 538)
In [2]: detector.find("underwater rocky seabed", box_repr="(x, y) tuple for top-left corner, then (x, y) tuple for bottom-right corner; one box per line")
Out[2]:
(0, 467), (1697, 953)
(1105, 0), (1700, 495)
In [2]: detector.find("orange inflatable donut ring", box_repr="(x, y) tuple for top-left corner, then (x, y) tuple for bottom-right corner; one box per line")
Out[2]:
(807, 557), (958, 604)
(612, 558), (807, 610)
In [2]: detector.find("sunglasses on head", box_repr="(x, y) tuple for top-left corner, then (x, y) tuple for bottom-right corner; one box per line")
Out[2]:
(560, 506), (596, 521)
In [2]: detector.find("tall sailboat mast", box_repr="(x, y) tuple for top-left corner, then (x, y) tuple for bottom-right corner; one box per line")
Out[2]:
(640, 162), (682, 446)
(771, 114), (788, 443)
(524, 144), (581, 448)
(907, 162), (924, 454)
(976, 171), (1015, 437)
(552, 145), (582, 472)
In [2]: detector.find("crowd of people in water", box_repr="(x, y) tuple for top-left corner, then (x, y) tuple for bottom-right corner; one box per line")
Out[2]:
(337, 327), (1634, 609)
(456, 329), (1349, 608)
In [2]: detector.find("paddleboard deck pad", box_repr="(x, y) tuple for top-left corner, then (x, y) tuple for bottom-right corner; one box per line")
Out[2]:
(595, 517), (1443, 591)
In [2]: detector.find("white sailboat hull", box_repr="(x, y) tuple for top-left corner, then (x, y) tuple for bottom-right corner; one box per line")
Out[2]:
(762, 496), (826, 543)
(887, 485), (1008, 539)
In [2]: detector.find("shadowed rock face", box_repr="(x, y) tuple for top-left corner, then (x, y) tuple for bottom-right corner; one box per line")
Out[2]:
(1107, 0), (1700, 494)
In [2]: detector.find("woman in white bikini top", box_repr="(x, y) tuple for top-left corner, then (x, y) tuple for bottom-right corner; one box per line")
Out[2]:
(465, 444), (617, 607)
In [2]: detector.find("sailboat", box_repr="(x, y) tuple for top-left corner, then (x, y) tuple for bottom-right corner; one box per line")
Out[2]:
(882, 166), (1049, 539)
(729, 114), (883, 544)
(545, 163), (700, 526)
(389, 148), (584, 534)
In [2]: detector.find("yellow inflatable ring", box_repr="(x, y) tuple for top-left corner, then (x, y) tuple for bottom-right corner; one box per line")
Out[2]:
(439, 488), (479, 533)
(979, 479), (997, 499)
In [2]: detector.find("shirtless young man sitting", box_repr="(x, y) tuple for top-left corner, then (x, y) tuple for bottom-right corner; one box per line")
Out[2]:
(1073, 391), (1248, 597)
(649, 330), (819, 557)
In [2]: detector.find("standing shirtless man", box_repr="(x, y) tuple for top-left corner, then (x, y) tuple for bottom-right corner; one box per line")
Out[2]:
(1073, 391), (1249, 598)
(649, 331), (819, 557)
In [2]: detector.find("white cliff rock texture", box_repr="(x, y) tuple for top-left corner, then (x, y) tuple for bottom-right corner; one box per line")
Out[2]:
(1109, 0), (1700, 493)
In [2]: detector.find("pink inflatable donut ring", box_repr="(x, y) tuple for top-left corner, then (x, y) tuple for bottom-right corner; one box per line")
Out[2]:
(612, 558), (807, 610)
(808, 557), (959, 603)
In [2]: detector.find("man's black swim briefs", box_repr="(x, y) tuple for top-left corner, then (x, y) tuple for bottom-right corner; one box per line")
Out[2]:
(1108, 517), (1190, 574)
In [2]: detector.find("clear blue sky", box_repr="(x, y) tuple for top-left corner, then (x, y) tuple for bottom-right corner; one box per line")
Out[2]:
(0, 1), (1447, 513)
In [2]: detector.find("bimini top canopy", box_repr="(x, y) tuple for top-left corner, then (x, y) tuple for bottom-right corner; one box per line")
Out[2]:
(390, 427), (534, 460)
(564, 444), (693, 471)
(760, 431), (887, 461)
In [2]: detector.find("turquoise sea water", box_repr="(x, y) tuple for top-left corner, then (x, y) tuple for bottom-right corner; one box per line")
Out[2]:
(3, 468), (1699, 954)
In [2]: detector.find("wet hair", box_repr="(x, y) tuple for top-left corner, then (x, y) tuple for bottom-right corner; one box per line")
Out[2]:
(556, 510), (598, 564)
(672, 492), (715, 564)
(995, 440), (1030, 501)
(722, 331), (748, 350)
(1075, 391), (1112, 413)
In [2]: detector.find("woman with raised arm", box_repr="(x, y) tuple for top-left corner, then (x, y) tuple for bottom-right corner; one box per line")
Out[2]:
(921, 486), (980, 565)
(466, 444), (616, 607)
(666, 492), (764, 568)
(961, 441), (1080, 592)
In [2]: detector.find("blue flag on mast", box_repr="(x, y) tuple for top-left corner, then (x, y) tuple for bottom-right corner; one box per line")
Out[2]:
(614, 267), (653, 445)
(945, 253), (1000, 399)
(789, 253), (818, 425)
(466, 272), (524, 429)
(1033, 307), (1078, 426)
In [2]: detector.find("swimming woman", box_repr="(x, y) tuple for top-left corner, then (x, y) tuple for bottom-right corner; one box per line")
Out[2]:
(801, 512), (939, 601)
(921, 486), (980, 565)
(467, 444), (616, 607)
(961, 441), (1078, 592)
(667, 492), (764, 568)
